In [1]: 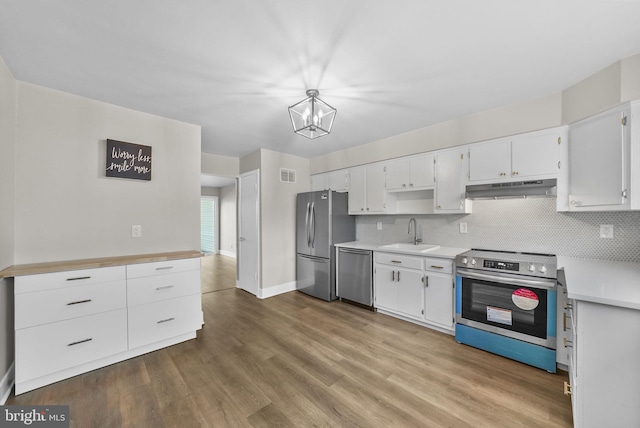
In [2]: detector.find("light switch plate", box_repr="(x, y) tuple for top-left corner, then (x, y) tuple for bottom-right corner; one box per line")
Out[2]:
(459, 223), (468, 234)
(600, 224), (613, 239)
(132, 225), (142, 238)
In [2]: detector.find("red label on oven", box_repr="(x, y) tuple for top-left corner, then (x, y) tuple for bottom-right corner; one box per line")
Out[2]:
(512, 288), (539, 310)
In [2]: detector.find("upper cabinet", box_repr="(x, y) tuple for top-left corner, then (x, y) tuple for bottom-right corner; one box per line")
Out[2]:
(468, 127), (566, 184)
(386, 153), (435, 191)
(567, 103), (639, 211)
(311, 169), (349, 192)
(348, 164), (387, 214)
(435, 148), (471, 214)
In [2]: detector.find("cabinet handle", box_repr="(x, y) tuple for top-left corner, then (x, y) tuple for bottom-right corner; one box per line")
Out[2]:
(499, 172), (506, 177)
(402, 184), (406, 188)
(66, 276), (91, 281)
(409, 183), (414, 187)
(512, 171), (519, 176)
(155, 266), (173, 271)
(564, 337), (573, 348)
(66, 299), (92, 306)
(563, 312), (569, 331)
(429, 265), (444, 270)
(156, 285), (174, 291)
(157, 317), (175, 324)
(563, 381), (572, 396)
(391, 260), (402, 264)
(392, 271), (395, 281)
(397, 271), (400, 281)
(436, 205), (441, 209)
(564, 302), (573, 310)
(424, 276), (429, 287)
(68, 338), (93, 347)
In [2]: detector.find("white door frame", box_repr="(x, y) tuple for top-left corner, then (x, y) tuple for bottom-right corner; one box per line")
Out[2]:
(237, 169), (260, 295)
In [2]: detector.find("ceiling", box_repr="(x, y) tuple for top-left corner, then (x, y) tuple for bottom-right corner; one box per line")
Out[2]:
(1, 1), (640, 160)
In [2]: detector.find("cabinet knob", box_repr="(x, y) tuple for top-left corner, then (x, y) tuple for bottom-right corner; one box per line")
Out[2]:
(409, 183), (414, 187)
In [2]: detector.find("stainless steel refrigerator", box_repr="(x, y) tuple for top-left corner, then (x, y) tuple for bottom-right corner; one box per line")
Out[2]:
(296, 190), (355, 301)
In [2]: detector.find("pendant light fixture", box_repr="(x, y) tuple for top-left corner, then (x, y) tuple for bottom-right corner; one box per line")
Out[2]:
(288, 89), (336, 139)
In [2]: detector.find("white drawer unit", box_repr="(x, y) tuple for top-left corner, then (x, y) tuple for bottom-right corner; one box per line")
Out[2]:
(127, 270), (201, 307)
(16, 309), (128, 383)
(128, 294), (203, 349)
(15, 280), (127, 329)
(375, 252), (423, 270)
(12, 255), (203, 394)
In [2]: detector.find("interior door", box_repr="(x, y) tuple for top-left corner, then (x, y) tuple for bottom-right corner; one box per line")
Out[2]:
(238, 170), (260, 296)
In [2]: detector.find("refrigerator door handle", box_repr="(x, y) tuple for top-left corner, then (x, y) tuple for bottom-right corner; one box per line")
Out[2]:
(305, 202), (311, 248)
(310, 202), (316, 248)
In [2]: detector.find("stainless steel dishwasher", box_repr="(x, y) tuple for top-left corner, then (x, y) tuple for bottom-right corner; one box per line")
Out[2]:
(337, 247), (373, 308)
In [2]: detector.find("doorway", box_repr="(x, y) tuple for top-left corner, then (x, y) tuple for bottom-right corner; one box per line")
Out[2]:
(238, 169), (260, 296)
(200, 196), (218, 254)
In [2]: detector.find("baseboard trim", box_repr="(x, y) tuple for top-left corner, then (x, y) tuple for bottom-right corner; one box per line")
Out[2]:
(258, 281), (296, 299)
(219, 250), (236, 259)
(0, 362), (15, 404)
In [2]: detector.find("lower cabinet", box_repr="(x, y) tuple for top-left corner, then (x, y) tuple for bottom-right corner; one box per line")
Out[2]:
(374, 252), (454, 332)
(13, 256), (203, 395)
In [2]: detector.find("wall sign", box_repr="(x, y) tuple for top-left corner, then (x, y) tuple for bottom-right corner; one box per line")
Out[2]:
(106, 139), (152, 181)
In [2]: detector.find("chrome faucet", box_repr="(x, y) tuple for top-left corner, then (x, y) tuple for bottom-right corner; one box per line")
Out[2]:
(408, 218), (422, 245)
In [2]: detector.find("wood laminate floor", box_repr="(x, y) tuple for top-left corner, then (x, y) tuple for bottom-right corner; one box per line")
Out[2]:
(200, 254), (236, 293)
(9, 270), (573, 427)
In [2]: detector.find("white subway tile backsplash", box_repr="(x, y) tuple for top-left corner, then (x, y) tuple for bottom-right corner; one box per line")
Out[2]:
(356, 199), (640, 262)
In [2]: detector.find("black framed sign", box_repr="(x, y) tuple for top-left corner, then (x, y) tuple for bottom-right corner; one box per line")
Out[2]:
(106, 139), (152, 181)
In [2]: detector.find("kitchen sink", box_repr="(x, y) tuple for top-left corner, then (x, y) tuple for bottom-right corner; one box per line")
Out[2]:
(378, 243), (440, 253)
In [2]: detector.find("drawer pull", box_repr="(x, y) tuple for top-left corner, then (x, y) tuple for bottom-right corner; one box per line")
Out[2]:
(564, 302), (573, 310)
(390, 260), (402, 264)
(156, 285), (175, 291)
(563, 381), (572, 396)
(157, 317), (175, 324)
(68, 338), (93, 347)
(66, 276), (91, 281)
(66, 299), (92, 306)
(563, 312), (570, 331)
(430, 265), (444, 269)
(564, 337), (573, 348)
(156, 266), (174, 271)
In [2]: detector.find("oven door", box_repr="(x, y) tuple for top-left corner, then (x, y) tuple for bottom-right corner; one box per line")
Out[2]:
(456, 268), (557, 349)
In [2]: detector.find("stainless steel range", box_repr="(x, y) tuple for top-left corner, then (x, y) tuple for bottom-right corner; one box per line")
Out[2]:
(454, 249), (558, 372)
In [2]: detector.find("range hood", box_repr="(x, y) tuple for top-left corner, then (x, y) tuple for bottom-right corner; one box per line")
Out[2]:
(465, 179), (557, 199)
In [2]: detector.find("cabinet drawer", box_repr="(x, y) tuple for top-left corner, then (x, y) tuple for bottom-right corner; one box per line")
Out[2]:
(375, 252), (423, 270)
(15, 280), (126, 329)
(15, 266), (126, 294)
(15, 309), (127, 383)
(128, 294), (202, 349)
(127, 270), (201, 307)
(423, 258), (452, 274)
(126, 257), (200, 279)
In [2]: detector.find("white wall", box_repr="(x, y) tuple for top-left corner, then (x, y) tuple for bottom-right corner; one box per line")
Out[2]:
(219, 183), (237, 258)
(202, 152), (239, 178)
(14, 83), (201, 264)
(0, 55), (16, 396)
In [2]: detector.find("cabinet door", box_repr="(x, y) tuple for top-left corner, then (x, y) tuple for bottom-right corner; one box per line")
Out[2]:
(424, 273), (453, 328)
(410, 153), (436, 188)
(569, 107), (628, 209)
(348, 167), (367, 214)
(311, 173), (329, 191)
(328, 170), (348, 192)
(365, 163), (386, 213)
(396, 269), (425, 319)
(468, 139), (510, 182)
(385, 158), (411, 190)
(435, 149), (467, 212)
(511, 132), (560, 178)
(374, 265), (397, 310)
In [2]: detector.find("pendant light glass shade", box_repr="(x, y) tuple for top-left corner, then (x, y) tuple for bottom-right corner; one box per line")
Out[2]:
(288, 89), (336, 139)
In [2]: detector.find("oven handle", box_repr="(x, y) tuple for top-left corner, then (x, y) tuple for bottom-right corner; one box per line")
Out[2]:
(457, 268), (557, 290)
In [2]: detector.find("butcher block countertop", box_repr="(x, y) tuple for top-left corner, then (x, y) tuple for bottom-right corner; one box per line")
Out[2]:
(0, 250), (202, 278)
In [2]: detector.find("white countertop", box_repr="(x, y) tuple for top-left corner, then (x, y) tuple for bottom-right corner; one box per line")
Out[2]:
(558, 256), (640, 311)
(335, 241), (469, 259)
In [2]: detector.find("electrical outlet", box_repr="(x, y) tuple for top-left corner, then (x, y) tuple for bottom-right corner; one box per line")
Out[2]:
(600, 224), (614, 239)
(131, 225), (142, 238)
(377, 221), (382, 231)
(459, 223), (468, 234)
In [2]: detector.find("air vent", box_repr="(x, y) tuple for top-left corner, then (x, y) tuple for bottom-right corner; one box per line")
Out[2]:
(280, 168), (296, 183)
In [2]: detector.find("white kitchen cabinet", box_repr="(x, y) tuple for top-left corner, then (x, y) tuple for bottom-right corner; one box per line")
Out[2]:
(348, 163), (388, 214)
(468, 127), (566, 183)
(567, 102), (640, 211)
(311, 170), (349, 192)
(374, 252), (455, 333)
(434, 148), (471, 214)
(386, 153), (435, 191)
(565, 298), (640, 427)
(12, 256), (203, 395)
